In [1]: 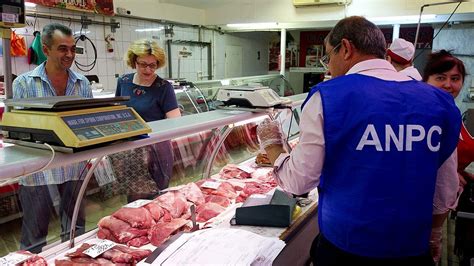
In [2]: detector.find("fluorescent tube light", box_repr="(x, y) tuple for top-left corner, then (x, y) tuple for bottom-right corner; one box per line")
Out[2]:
(74, 31), (91, 35)
(135, 27), (164, 32)
(368, 14), (436, 23)
(25, 2), (37, 8)
(226, 22), (278, 29)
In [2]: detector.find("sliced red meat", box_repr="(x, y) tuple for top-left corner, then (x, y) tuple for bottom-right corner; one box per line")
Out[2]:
(65, 243), (93, 258)
(237, 181), (276, 202)
(148, 218), (189, 246)
(101, 249), (133, 264)
(112, 207), (154, 229)
(219, 164), (252, 179)
(97, 228), (119, 243)
(127, 236), (150, 247)
(199, 181), (238, 200)
(17, 251), (48, 266)
(97, 216), (148, 243)
(156, 191), (188, 218)
(144, 202), (164, 221)
(55, 257), (114, 265)
(178, 182), (205, 205)
(112, 245), (152, 262)
(204, 195), (230, 207)
(196, 202), (226, 222)
(158, 209), (173, 222)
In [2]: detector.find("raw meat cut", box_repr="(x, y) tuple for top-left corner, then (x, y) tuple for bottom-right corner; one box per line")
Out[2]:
(16, 251), (48, 266)
(196, 202), (226, 222)
(237, 181), (275, 202)
(62, 243), (151, 265)
(55, 257), (114, 265)
(112, 207), (154, 229)
(96, 228), (119, 243)
(148, 218), (189, 246)
(101, 249), (133, 264)
(156, 191), (188, 218)
(178, 182), (205, 205)
(65, 243), (92, 258)
(112, 245), (152, 261)
(144, 202), (164, 221)
(97, 216), (148, 243)
(219, 164), (252, 179)
(127, 236), (150, 247)
(204, 195), (230, 207)
(198, 180), (238, 200)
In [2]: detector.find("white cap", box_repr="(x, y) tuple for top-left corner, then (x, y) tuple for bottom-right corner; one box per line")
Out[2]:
(387, 38), (415, 64)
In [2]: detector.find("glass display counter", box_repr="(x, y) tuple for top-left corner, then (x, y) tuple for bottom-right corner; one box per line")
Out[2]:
(0, 93), (317, 265)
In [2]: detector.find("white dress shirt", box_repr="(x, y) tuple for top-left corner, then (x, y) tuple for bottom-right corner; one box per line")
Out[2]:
(274, 59), (459, 214)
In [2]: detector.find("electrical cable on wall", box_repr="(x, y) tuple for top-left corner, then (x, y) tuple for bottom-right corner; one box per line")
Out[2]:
(413, 1), (462, 61)
(74, 25), (98, 72)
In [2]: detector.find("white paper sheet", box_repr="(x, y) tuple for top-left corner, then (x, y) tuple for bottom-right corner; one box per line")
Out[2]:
(148, 228), (285, 265)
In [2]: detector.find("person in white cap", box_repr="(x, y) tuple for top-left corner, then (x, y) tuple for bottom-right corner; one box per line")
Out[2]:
(386, 38), (423, 80)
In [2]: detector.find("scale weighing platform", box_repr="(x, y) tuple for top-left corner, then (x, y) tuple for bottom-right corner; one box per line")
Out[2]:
(0, 96), (151, 153)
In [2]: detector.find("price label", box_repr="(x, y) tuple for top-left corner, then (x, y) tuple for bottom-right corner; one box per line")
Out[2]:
(83, 240), (116, 258)
(201, 181), (221, 190)
(123, 199), (152, 208)
(0, 252), (31, 265)
(1, 13), (19, 23)
(250, 194), (267, 199)
(237, 165), (254, 174)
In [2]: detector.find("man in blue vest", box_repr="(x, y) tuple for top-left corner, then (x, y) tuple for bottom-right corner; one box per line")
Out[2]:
(257, 16), (461, 265)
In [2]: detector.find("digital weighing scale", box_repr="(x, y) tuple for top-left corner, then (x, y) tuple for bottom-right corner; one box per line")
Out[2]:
(0, 96), (151, 152)
(216, 86), (289, 108)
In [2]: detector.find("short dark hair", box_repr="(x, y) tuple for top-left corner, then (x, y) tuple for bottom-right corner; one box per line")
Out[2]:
(422, 49), (467, 82)
(325, 16), (386, 59)
(41, 23), (73, 48)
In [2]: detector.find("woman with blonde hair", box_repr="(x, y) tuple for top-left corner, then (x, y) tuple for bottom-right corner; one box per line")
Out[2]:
(115, 39), (180, 200)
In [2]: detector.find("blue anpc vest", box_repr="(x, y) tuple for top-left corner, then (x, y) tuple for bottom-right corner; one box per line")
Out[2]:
(303, 74), (461, 258)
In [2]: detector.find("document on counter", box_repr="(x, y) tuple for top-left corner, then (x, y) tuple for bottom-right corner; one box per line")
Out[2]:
(147, 228), (285, 265)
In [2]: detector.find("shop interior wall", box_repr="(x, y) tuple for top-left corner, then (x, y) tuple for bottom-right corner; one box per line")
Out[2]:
(219, 32), (273, 78)
(0, 7), (273, 91)
(202, 0), (474, 26)
(432, 23), (474, 113)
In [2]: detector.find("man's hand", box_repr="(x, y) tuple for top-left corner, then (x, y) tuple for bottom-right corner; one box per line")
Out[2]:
(257, 118), (284, 150)
(0, 82), (4, 95)
(429, 226), (443, 263)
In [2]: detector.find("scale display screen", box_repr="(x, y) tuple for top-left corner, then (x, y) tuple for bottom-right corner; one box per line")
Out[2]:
(62, 109), (146, 140)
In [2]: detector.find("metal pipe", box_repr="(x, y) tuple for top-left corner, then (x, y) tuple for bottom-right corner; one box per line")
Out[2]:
(69, 156), (104, 248)
(167, 39), (173, 78)
(2, 28), (13, 112)
(25, 11), (120, 28)
(414, 1), (464, 52)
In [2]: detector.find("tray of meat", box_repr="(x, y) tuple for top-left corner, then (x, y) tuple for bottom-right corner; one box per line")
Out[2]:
(0, 250), (47, 265)
(52, 239), (152, 265)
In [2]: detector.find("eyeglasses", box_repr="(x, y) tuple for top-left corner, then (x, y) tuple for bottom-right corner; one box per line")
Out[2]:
(319, 42), (342, 70)
(136, 61), (158, 70)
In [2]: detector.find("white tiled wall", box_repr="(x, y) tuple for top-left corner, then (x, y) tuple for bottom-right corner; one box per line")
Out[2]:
(1, 6), (223, 91)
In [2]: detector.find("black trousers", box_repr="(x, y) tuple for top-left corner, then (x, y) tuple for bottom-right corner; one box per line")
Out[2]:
(19, 181), (85, 253)
(310, 234), (434, 266)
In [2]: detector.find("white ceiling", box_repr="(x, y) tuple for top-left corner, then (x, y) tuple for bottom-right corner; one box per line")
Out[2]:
(159, 0), (234, 9)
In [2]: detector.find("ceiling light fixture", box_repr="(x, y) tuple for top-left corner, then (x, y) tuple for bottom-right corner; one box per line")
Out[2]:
(25, 2), (37, 8)
(367, 14), (436, 23)
(135, 27), (165, 32)
(226, 22), (279, 29)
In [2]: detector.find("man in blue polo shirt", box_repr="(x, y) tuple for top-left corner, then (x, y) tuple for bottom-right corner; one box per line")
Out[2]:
(258, 16), (460, 265)
(13, 23), (92, 253)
